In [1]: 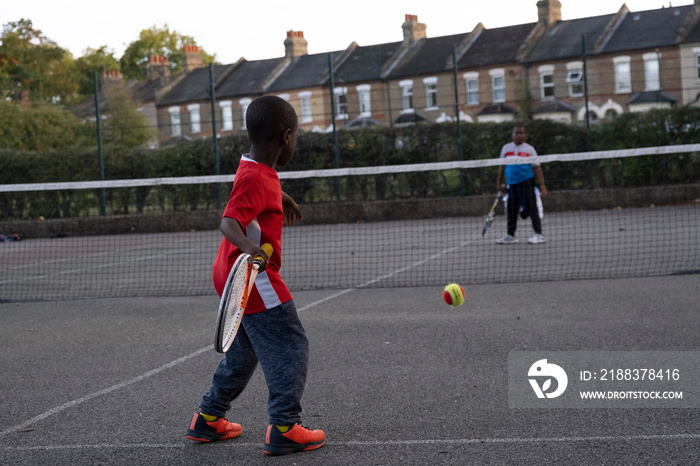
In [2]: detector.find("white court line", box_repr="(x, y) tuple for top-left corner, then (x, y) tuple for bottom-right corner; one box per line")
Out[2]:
(0, 240), (465, 439)
(4, 433), (700, 451)
(1, 240), (209, 284)
(298, 241), (472, 310)
(0, 347), (209, 438)
(297, 289), (355, 312)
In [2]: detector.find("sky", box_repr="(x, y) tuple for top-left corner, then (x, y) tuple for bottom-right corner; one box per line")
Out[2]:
(2, 0), (693, 64)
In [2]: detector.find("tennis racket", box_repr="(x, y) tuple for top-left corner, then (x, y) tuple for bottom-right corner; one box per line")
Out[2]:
(214, 243), (273, 353)
(482, 192), (502, 236)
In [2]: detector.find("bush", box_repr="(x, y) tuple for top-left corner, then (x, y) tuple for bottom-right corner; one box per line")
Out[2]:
(1, 107), (699, 220)
(0, 101), (93, 152)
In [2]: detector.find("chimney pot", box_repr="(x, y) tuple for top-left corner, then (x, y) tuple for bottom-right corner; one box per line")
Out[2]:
(284, 30), (308, 58)
(402, 14), (426, 44)
(537, 0), (562, 26)
(182, 45), (203, 71)
(147, 55), (170, 80)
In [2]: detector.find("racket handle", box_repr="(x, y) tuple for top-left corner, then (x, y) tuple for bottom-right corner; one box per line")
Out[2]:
(252, 243), (274, 270)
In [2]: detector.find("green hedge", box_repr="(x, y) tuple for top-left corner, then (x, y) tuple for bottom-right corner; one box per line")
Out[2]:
(1, 108), (699, 220)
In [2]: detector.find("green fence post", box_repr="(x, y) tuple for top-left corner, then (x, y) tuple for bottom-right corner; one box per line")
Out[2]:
(582, 35), (593, 187)
(209, 63), (221, 209)
(452, 45), (465, 196)
(582, 35), (591, 152)
(328, 53), (341, 201)
(93, 71), (106, 216)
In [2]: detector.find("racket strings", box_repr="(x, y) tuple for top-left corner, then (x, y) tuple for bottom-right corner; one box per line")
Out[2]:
(222, 262), (251, 340)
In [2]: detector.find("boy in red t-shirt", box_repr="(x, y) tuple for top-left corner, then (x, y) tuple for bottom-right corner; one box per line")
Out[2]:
(186, 95), (326, 456)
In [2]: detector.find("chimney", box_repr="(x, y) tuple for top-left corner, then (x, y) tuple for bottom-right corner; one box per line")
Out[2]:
(402, 14), (427, 45)
(182, 45), (204, 72)
(284, 31), (308, 58)
(147, 55), (170, 80)
(100, 69), (123, 93)
(537, 0), (562, 26)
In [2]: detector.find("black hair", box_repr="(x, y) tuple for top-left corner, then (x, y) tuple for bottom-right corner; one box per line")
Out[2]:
(245, 95), (298, 145)
(513, 122), (526, 130)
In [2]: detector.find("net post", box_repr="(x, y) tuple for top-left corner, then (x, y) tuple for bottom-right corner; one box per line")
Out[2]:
(93, 71), (106, 217)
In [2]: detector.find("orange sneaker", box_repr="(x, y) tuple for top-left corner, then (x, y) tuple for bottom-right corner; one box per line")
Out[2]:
(262, 423), (326, 455)
(185, 413), (242, 442)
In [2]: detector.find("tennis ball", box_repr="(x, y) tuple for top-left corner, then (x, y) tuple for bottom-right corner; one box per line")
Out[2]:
(443, 283), (465, 306)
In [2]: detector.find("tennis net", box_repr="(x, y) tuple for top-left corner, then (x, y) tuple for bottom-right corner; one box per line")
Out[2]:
(1, 145), (699, 301)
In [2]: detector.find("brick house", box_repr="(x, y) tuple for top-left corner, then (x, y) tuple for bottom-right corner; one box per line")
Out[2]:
(672, 0), (700, 106)
(75, 1), (700, 146)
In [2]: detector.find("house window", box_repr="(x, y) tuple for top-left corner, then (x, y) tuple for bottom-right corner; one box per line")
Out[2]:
(356, 84), (371, 117)
(399, 80), (414, 112)
(541, 74), (555, 98)
(489, 69), (505, 103)
(423, 77), (438, 109)
(643, 52), (660, 91)
(333, 87), (348, 120)
(298, 91), (312, 123)
(566, 62), (584, 97)
(538, 65), (555, 99)
(613, 56), (631, 94)
(696, 52), (700, 80)
(168, 106), (181, 137)
(567, 70), (584, 96)
(220, 101), (233, 131)
(187, 104), (201, 134)
(239, 98), (252, 130)
(464, 72), (479, 106)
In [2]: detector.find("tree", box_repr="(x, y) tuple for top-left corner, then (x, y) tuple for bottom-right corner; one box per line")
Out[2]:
(119, 24), (217, 80)
(101, 84), (154, 149)
(74, 46), (121, 97)
(0, 19), (80, 105)
(0, 99), (92, 151)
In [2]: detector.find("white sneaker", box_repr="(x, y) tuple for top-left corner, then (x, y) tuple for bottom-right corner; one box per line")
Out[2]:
(496, 235), (518, 245)
(528, 234), (546, 244)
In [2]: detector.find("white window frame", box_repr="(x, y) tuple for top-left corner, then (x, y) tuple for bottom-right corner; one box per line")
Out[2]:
(334, 87), (348, 120)
(168, 106), (181, 137)
(239, 98), (252, 130)
(489, 68), (505, 103)
(219, 100), (233, 131)
(538, 65), (555, 100)
(566, 61), (584, 97)
(643, 52), (660, 91)
(399, 79), (414, 113)
(356, 84), (372, 117)
(423, 76), (438, 110)
(463, 72), (479, 106)
(613, 56), (632, 94)
(187, 103), (201, 134)
(298, 91), (312, 123)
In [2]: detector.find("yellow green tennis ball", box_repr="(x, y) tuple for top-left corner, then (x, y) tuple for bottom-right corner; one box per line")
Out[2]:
(443, 283), (465, 306)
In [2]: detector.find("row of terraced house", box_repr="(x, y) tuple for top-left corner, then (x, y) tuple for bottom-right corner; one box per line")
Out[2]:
(79, 0), (700, 147)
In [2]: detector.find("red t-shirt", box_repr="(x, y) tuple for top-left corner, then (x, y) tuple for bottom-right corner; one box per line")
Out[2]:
(212, 156), (292, 314)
